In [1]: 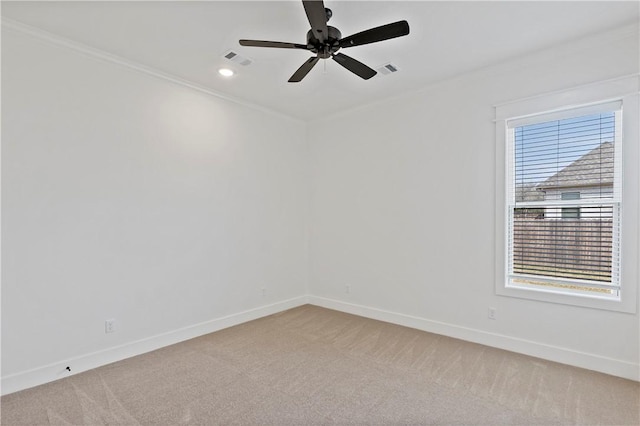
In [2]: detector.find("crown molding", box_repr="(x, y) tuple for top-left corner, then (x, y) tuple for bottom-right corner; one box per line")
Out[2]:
(1, 17), (304, 124)
(310, 22), (640, 124)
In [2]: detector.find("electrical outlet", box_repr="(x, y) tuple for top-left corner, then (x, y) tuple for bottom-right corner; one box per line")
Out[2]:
(261, 288), (266, 297)
(345, 285), (351, 294)
(488, 308), (496, 320)
(105, 319), (116, 333)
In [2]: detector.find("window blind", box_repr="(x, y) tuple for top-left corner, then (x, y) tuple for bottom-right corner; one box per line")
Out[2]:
(507, 107), (621, 297)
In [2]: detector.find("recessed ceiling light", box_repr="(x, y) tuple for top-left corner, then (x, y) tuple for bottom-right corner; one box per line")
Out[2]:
(218, 68), (234, 77)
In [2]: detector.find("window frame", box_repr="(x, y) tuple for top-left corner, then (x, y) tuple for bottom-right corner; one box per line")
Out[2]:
(508, 106), (620, 296)
(494, 75), (639, 313)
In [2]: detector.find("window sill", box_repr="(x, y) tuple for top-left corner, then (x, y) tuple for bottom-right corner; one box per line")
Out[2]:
(496, 281), (635, 313)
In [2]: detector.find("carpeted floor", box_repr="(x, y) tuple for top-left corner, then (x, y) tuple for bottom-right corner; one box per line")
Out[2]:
(2, 304), (639, 425)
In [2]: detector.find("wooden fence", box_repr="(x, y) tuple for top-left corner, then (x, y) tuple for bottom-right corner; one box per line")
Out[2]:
(512, 217), (613, 281)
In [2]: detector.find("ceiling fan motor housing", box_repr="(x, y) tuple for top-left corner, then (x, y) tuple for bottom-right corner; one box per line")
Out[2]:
(307, 26), (341, 58)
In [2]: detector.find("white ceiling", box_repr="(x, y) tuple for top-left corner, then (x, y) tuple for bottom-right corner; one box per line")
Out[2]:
(3, 1), (638, 121)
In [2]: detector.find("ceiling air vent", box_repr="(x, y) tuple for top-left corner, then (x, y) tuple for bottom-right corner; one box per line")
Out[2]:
(376, 63), (399, 76)
(223, 50), (252, 66)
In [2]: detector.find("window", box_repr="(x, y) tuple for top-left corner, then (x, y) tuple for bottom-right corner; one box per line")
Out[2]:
(561, 207), (581, 220)
(494, 76), (639, 312)
(508, 106), (621, 298)
(560, 192), (581, 219)
(561, 192), (581, 200)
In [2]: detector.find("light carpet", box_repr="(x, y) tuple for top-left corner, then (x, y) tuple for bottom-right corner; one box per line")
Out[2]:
(2, 305), (638, 425)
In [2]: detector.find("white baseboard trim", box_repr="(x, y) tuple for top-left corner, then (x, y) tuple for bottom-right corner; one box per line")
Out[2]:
(308, 296), (640, 382)
(4, 294), (636, 395)
(1, 296), (309, 396)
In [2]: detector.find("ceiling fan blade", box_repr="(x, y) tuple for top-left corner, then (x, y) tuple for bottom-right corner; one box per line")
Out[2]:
(288, 56), (320, 82)
(332, 53), (376, 80)
(302, 0), (328, 43)
(239, 40), (308, 49)
(338, 20), (410, 48)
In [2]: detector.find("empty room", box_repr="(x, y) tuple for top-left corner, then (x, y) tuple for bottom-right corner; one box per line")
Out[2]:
(2, 1), (639, 424)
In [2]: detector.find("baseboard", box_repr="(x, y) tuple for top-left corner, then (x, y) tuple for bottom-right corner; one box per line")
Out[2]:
(1, 296), (309, 396)
(308, 296), (640, 382)
(4, 294), (636, 395)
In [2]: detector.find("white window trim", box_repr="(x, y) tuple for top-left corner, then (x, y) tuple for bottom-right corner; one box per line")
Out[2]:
(494, 75), (639, 313)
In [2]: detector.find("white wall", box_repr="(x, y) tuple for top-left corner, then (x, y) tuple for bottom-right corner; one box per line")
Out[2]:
(1, 29), (308, 388)
(308, 26), (639, 377)
(3, 20), (639, 395)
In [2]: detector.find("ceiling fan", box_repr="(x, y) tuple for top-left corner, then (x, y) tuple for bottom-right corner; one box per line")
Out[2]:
(239, 0), (410, 82)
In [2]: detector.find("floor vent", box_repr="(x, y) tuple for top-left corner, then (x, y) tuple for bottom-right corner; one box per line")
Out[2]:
(223, 50), (252, 66)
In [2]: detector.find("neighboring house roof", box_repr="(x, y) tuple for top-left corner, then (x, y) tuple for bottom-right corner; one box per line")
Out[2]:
(515, 183), (544, 202)
(538, 141), (614, 189)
